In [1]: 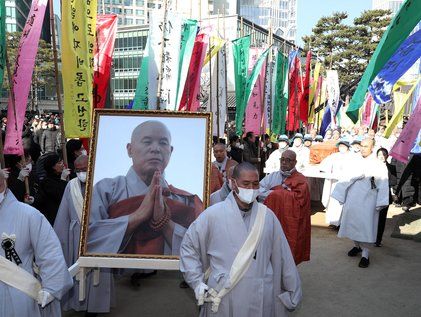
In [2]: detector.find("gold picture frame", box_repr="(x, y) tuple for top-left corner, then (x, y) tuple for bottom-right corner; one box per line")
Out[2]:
(79, 109), (212, 260)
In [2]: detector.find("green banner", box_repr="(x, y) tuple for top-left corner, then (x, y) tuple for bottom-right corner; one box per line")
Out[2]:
(0, 0), (6, 90)
(232, 35), (250, 136)
(272, 51), (288, 135)
(133, 36), (150, 110)
(175, 19), (197, 110)
(347, 0), (421, 123)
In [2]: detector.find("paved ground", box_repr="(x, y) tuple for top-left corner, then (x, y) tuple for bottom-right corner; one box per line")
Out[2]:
(64, 205), (421, 317)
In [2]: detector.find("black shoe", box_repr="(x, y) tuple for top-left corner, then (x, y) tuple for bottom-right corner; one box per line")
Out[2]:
(403, 206), (411, 213)
(348, 247), (362, 257)
(179, 280), (189, 289)
(359, 257), (370, 268)
(375, 242), (382, 247)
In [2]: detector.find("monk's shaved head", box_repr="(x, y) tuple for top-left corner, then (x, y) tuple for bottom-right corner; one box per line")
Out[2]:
(213, 143), (226, 150)
(282, 150), (296, 161)
(280, 150), (297, 172)
(131, 120), (172, 144)
(360, 138), (375, 158)
(232, 162), (258, 180)
(74, 154), (88, 166)
(213, 143), (227, 163)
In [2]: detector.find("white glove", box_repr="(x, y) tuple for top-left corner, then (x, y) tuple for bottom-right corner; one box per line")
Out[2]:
(37, 289), (54, 308)
(2, 169), (10, 179)
(18, 168), (30, 181)
(194, 282), (209, 306)
(61, 168), (71, 181)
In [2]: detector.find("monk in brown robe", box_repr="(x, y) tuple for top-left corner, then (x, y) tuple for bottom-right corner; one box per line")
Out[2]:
(89, 121), (203, 256)
(259, 150), (311, 265)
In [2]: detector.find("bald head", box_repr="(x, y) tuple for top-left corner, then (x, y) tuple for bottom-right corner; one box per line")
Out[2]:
(360, 138), (375, 158)
(131, 120), (172, 144)
(280, 150), (297, 172)
(232, 162), (258, 180)
(127, 120), (173, 184)
(213, 143), (227, 163)
(74, 154), (88, 172)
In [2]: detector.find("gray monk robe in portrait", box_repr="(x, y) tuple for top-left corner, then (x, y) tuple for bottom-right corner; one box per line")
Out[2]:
(181, 163), (302, 317)
(54, 155), (116, 314)
(0, 171), (72, 317)
(89, 121), (203, 255)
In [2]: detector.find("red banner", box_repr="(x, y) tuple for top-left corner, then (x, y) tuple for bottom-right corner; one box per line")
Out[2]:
(93, 14), (118, 109)
(300, 51), (312, 124)
(179, 33), (208, 111)
(287, 57), (303, 131)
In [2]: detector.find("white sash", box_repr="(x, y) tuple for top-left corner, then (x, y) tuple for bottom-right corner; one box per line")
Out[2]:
(0, 255), (41, 300)
(205, 202), (267, 312)
(69, 178), (84, 222)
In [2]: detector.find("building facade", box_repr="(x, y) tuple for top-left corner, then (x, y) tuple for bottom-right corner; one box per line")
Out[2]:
(239, 0), (297, 43)
(372, 0), (404, 13)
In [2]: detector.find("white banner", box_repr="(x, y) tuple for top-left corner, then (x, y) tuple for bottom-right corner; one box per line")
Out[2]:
(326, 70), (340, 129)
(148, 10), (182, 110)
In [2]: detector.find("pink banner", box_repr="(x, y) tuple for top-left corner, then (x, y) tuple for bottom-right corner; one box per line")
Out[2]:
(179, 33), (208, 111)
(4, 0), (48, 155)
(390, 97), (421, 163)
(361, 94), (373, 127)
(245, 48), (266, 134)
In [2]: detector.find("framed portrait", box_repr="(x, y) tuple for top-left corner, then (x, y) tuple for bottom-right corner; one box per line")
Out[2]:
(80, 109), (212, 260)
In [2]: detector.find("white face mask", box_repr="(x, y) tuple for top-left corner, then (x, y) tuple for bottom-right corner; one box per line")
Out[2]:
(339, 147), (348, 154)
(76, 172), (87, 183)
(25, 163), (32, 173)
(234, 180), (259, 204)
(81, 149), (87, 156)
(279, 142), (288, 149)
(235, 142), (241, 148)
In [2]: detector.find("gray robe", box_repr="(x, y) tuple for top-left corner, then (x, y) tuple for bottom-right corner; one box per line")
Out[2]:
(209, 183), (231, 206)
(180, 193), (302, 317)
(0, 190), (72, 317)
(259, 171), (286, 202)
(89, 167), (192, 255)
(54, 181), (116, 313)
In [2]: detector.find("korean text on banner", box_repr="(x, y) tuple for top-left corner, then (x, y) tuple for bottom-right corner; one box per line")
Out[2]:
(347, 0), (421, 123)
(4, 0), (48, 155)
(62, 0), (97, 138)
(94, 14), (117, 109)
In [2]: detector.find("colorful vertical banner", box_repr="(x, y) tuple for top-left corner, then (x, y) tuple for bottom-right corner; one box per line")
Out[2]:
(308, 62), (321, 124)
(272, 51), (288, 135)
(93, 14), (117, 109)
(133, 35), (150, 110)
(390, 98), (421, 162)
(361, 94), (374, 127)
(175, 19), (198, 110)
(245, 48), (266, 135)
(203, 36), (225, 66)
(4, 0), (49, 154)
(62, 0), (97, 138)
(232, 35), (250, 136)
(286, 52), (302, 131)
(347, 0), (421, 123)
(369, 28), (421, 104)
(209, 46), (227, 137)
(0, 0), (5, 90)
(326, 70), (340, 129)
(385, 80), (419, 138)
(300, 51), (312, 124)
(179, 33), (208, 111)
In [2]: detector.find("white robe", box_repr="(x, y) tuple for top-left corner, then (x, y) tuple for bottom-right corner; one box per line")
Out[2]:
(264, 148), (288, 174)
(180, 193), (302, 317)
(290, 146), (310, 173)
(0, 190), (72, 317)
(332, 155), (389, 243)
(320, 152), (355, 226)
(54, 181), (116, 313)
(209, 183), (231, 206)
(89, 167), (192, 255)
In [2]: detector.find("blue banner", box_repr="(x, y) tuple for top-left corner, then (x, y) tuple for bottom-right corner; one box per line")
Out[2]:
(369, 28), (421, 104)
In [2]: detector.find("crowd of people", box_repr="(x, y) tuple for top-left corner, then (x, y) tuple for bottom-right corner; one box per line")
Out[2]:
(0, 111), (420, 316)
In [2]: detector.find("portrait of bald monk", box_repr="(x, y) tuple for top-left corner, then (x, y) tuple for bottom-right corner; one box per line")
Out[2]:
(89, 120), (204, 256)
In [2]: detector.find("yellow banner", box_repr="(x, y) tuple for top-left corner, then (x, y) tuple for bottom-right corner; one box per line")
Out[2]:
(308, 62), (321, 124)
(203, 36), (225, 66)
(62, 0), (97, 138)
(384, 79), (419, 138)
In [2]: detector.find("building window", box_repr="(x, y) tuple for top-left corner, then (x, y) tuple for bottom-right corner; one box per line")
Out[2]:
(136, 0), (144, 5)
(124, 0), (132, 5)
(136, 19), (144, 24)
(135, 9), (144, 15)
(125, 9), (133, 14)
(126, 18), (133, 24)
